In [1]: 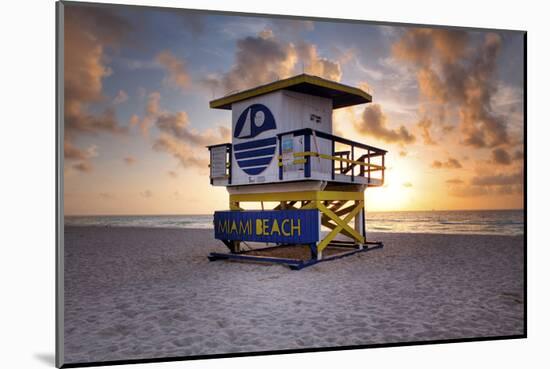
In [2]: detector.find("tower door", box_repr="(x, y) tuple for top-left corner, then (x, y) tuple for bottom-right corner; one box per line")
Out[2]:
(281, 133), (304, 180)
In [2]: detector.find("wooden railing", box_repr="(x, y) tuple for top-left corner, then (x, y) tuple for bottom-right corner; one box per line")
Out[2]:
(276, 128), (386, 186)
(207, 143), (232, 184)
(208, 128), (387, 186)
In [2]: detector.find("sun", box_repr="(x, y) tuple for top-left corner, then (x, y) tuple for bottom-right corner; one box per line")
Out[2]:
(366, 159), (417, 212)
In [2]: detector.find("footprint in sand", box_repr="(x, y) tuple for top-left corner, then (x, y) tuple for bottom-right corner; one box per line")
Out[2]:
(172, 337), (194, 347)
(171, 312), (190, 322)
(500, 292), (522, 304)
(216, 320), (228, 328)
(122, 310), (140, 319)
(97, 324), (132, 338)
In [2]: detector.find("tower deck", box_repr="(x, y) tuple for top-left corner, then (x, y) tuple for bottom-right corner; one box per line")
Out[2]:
(208, 127), (386, 189)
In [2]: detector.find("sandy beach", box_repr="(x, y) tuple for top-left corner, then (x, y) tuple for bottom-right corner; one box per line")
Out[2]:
(63, 226), (524, 364)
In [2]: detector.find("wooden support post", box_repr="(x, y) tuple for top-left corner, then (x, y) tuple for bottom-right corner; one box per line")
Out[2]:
(230, 201), (242, 211)
(354, 200), (364, 248)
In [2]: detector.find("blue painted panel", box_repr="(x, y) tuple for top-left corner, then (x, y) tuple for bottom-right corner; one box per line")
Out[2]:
(214, 210), (320, 243)
(237, 156), (273, 168)
(233, 137), (277, 151)
(241, 167), (265, 175)
(234, 147), (276, 159)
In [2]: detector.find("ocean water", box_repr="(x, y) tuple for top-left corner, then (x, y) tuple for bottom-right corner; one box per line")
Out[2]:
(365, 210), (523, 236)
(65, 209), (524, 236)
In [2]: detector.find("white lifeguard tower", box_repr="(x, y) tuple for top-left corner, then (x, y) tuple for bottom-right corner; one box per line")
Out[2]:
(207, 74), (386, 269)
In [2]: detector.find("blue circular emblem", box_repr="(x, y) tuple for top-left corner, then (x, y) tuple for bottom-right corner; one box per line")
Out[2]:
(233, 104), (277, 176)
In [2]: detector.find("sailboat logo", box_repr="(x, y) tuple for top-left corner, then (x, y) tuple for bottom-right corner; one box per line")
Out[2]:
(233, 104), (277, 175)
(234, 104), (276, 139)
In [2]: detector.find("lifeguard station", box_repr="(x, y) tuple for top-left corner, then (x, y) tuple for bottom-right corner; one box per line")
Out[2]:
(207, 74), (386, 270)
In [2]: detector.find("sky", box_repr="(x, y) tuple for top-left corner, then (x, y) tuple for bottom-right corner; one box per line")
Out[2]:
(63, 3), (525, 215)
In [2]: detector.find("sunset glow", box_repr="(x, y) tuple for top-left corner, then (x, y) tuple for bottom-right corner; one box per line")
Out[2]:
(63, 5), (524, 215)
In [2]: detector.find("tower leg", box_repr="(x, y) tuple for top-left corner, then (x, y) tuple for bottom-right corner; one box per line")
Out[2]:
(221, 240), (241, 253)
(354, 200), (364, 249)
(309, 243), (319, 260)
(362, 206), (366, 245)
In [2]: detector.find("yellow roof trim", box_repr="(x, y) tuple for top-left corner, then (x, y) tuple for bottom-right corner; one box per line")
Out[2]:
(209, 74), (372, 110)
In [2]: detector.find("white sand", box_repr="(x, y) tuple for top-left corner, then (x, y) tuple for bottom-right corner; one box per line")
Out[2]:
(63, 227), (524, 364)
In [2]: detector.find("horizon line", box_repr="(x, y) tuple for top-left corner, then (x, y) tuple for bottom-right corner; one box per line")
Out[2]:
(64, 208), (525, 217)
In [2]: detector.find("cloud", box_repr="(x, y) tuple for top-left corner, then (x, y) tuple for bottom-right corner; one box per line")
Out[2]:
(168, 171), (178, 178)
(99, 192), (114, 200)
(140, 189), (153, 198)
(392, 29), (510, 148)
(64, 142), (98, 173)
(129, 114), (140, 126)
(431, 157), (462, 169)
(218, 126), (231, 141)
(354, 104), (415, 144)
(445, 158), (462, 168)
(358, 81), (372, 94)
(123, 156), (136, 165)
(156, 111), (229, 146)
(448, 186), (489, 198)
(491, 148), (512, 165)
(206, 30), (342, 95)
(146, 91), (161, 115)
(64, 142), (87, 160)
(449, 170), (523, 197)
(334, 47), (357, 67)
(64, 142), (97, 161)
(66, 108), (126, 136)
(471, 171), (522, 186)
(64, 6), (130, 137)
(417, 117), (436, 145)
(295, 41), (342, 81)
(216, 30), (297, 93)
(153, 112), (230, 168)
(133, 92), (229, 169)
(64, 6), (131, 173)
(445, 178), (464, 184)
(113, 90), (128, 105)
(153, 133), (208, 168)
(392, 28), (469, 66)
(156, 50), (191, 90)
(135, 91), (161, 137)
(73, 161), (93, 173)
